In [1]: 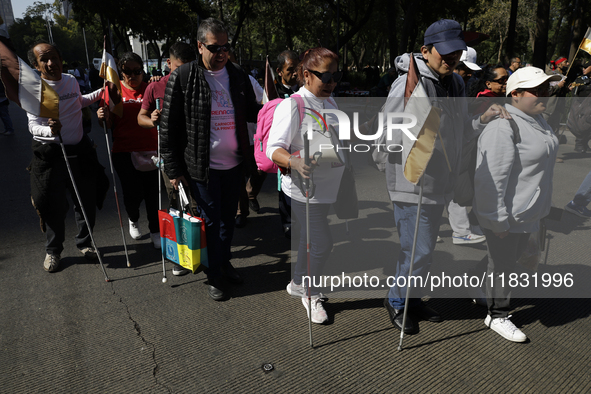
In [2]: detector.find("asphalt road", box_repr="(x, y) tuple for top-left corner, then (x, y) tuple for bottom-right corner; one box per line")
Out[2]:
(1, 101), (590, 393)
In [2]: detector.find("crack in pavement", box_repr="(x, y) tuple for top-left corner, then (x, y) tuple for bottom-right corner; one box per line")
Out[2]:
(109, 282), (173, 393)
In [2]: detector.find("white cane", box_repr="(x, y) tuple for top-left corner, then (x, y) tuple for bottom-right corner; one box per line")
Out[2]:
(398, 176), (424, 351)
(156, 98), (167, 283)
(304, 128), (313, 348)
(102, 115), (132, 268)
(58, 133), (110, 282)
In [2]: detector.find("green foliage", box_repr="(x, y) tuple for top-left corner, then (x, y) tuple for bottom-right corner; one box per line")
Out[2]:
(7, 0), (586, 74)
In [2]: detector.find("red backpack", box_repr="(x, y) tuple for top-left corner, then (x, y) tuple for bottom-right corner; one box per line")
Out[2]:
(253, 94), (305, 173)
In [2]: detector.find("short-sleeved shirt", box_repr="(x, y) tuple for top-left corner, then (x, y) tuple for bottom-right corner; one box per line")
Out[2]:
(141, 74), (170, 113)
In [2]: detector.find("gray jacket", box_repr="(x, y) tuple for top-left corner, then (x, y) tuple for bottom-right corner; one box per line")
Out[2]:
(473, 104), (558, 233)
(381, 53), (481, 205)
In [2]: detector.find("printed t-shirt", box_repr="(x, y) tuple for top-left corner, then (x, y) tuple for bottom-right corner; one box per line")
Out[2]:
(203, 67), (241, 170)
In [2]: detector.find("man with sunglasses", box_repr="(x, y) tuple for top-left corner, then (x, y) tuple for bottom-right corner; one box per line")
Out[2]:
(160, 18), (260, 301)
(380, 20), (508, 335)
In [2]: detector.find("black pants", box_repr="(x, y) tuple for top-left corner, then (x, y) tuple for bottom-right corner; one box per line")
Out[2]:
(112, 152), (160, 234)
(483, 229), (530, 318)
(31, 137), (97, 256)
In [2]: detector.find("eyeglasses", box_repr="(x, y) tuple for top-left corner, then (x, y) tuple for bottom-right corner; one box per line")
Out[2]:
(121, 68), (142, 76)
(308, 69), (343, 84)
(492, 76), (508, 85)
(200, 42), (231, 53)
(523, 85), (549, 97)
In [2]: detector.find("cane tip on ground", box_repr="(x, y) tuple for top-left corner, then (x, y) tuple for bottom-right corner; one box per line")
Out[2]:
(397, 346), (402, 352)
(162, 277), (168, 283)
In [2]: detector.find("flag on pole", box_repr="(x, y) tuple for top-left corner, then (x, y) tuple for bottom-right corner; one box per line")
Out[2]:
(579, 27), (591, 55)
(0, 35), (59, 119)
(400, 54), (443, 185)
(262, 55), (278, 104)
(99, 36), (122, 117)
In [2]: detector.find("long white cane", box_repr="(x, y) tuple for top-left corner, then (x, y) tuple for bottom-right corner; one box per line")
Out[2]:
(102, 115), (132, 268)
(398, 176), (424, 351)
(156, 98), (167, 283)
(58, 134), (110, 282)
(304, 128), (313, 348)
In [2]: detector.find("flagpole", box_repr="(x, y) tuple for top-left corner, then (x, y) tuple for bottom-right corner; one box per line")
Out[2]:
(565, 47), (581, 77)
(83, 28), (90, 70)
(398, 176), (424, 351)
(100, 79), (132, 268)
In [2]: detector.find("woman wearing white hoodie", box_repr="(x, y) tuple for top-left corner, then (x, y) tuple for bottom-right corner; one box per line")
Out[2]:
(474, 67), (561, 342)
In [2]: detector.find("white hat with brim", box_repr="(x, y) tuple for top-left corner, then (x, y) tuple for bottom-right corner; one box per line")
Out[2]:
(460, 47), (481, 71)
(506, 67), (562, 96)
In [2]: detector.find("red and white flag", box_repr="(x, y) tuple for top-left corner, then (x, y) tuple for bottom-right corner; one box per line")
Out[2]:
(99, 36), (123, 117)
(0, 35), (59, 119)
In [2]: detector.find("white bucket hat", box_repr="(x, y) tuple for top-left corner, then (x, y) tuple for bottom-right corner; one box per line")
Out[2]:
(505, 67), (562, 96)
(460, 47), (481, 71)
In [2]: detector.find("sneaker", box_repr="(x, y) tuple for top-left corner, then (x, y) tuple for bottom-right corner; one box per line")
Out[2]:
(172, 264), (191, 276)
(452, 232), (486, 245)
(485, 315), (527, 342)
(129, 219), (141, 239)
(286, 280), (328, 301)
(79, 246), (98, 260)
(43, 253), (60, 272)
(150, 232), (161, 249)
(564, 201), (591, 219)
(301, 296), (328, 324)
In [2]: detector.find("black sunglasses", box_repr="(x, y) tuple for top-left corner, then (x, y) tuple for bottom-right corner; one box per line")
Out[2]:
(121, 68), (142, 76)
(200, 42), (231, 53)
(309, 69), (343, 84)
(492, 76), (508, 84)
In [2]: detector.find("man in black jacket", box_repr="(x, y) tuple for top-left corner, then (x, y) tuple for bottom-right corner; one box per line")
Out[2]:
(160, 18), (260, 301)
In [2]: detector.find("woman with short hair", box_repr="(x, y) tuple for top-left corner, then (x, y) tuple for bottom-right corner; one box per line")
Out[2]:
(473, 67), (561, 342)
(267, 47), (345, 324)
(97, 52), (160, 249)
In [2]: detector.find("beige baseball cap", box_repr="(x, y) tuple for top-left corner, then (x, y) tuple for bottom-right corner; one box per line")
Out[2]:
(506, 66), (561, 96)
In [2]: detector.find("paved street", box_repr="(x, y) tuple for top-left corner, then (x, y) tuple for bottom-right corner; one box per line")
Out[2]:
(1, 102), (590, 393)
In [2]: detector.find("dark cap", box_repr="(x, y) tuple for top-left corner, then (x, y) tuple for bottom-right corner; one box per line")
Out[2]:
(424, 19), (467, 55)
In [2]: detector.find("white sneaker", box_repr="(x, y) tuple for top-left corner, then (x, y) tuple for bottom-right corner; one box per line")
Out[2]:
(485, 315), (527, 342)
(302, 296), (328, 324)
(129, 219), (141, 240)
(453, 232), (486, 245)
(287, 280), (306, 297)
(286, 280), (328, 301)
(150, 233), (161, 249)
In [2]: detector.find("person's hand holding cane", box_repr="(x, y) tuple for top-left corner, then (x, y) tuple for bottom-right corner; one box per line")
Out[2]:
(48, 118), (62, 136)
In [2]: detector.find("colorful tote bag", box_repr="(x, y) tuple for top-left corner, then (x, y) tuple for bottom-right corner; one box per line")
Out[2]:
(158, 209), (208, 273)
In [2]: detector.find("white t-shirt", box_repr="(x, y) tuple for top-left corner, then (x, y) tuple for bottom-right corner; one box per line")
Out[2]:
(27, 73), (102, 145)
(266, 87), (345, 204)
(203, 68), (241, 170)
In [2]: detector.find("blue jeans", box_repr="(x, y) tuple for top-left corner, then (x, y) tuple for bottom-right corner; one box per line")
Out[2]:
(189, 164), (242, 280)
(573, 169), (591, 207)
(387, 202), (444, 309)
(290, 200), (332, 294)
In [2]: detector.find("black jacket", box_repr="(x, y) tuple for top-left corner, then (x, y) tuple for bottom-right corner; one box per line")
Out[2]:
(160, 61), (260, 182)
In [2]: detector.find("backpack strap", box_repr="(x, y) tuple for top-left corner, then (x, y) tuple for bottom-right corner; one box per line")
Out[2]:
(291, 94), (306, 124)
(507, 118), (521, 144)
